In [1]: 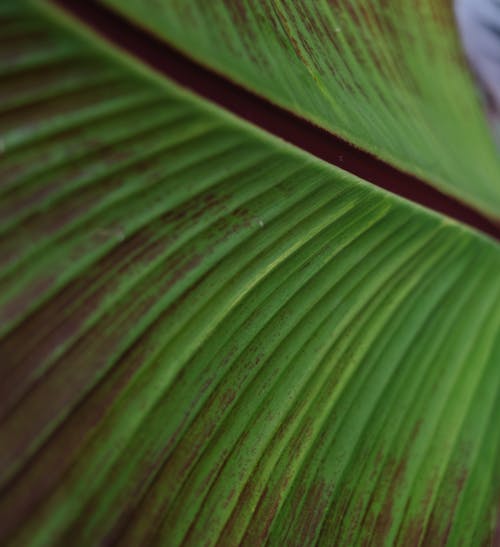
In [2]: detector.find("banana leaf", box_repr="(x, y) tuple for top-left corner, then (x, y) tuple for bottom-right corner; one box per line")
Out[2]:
(0, 1), (499, 546)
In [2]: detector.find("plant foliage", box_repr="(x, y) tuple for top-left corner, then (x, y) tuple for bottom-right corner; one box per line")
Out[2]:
(0, 1), (499, 546)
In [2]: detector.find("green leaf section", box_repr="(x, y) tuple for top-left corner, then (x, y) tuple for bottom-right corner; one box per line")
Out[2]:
(0, 2), (500, 545)
(101, 0), (500, 219)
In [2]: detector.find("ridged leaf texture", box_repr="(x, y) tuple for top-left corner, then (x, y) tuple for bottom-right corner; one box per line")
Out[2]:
(1, 1), (500, 546)
(102, 0), (500, 219)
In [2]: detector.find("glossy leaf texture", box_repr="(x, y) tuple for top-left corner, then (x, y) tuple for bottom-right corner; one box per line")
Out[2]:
(1, 1), (500, 546)
(101, 0), (500, 219)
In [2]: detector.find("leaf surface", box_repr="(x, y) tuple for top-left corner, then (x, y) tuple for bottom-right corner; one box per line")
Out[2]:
(0, 2), (500, 546)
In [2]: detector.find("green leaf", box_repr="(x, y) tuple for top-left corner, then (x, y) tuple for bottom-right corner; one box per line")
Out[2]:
(1, 1), (499, 546)
(101, 0), (500, 219)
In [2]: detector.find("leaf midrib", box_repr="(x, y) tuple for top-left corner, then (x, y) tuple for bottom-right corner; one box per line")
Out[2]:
(49, 0), (500, 242)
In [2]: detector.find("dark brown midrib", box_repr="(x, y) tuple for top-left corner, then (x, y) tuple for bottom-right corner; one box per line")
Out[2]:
(54, 0), (500, 241)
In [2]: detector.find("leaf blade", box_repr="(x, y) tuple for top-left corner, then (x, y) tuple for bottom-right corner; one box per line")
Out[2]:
(0, 2), (499, 546)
